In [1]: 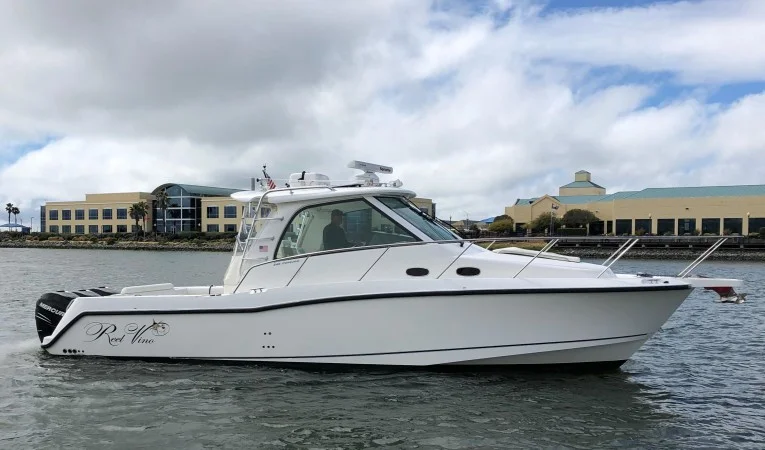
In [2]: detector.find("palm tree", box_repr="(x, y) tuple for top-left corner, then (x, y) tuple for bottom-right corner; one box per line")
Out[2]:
(11, 206), (20, 224)
(5, 203), (13, 225)
(139, 200), (149, 233)
(128, 201), (148, 235)
(155, 190), (169, 233)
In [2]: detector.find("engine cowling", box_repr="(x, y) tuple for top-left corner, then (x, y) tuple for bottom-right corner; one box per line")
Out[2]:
(35, 287), (119, 342)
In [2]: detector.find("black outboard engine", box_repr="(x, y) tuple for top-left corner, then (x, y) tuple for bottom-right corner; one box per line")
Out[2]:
(35, 287), (119, 342)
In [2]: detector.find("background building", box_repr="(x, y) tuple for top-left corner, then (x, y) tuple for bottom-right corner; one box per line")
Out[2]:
(151, 183), (244, 233)
(505, 171), (765, 236)
(41, 182), (436, 234)
(44, 192), (155, 235)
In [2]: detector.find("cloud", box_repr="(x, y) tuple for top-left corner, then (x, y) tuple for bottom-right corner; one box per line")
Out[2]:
(1, 0), (765, 222)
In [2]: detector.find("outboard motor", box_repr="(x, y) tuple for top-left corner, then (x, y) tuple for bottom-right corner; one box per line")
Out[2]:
(35, 287), (119, 342)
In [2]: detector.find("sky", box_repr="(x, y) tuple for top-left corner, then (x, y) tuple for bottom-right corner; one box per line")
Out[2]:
(1, 0), (764, 225)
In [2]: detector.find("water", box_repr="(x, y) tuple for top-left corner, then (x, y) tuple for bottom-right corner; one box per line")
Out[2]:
(1, 248), (764, 449)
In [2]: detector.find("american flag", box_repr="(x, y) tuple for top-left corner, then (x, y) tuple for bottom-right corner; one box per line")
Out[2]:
(262, 166), (277, 190)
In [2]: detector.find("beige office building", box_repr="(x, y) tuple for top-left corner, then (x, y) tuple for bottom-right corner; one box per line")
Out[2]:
(41, 183), (436, 234)
(504, 171), (765, 236)
(44, 192), (155, 235)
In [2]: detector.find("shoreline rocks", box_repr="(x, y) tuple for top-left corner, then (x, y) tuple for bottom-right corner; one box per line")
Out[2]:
(2, 240), (764, 260)
(0, 239), (233, 252)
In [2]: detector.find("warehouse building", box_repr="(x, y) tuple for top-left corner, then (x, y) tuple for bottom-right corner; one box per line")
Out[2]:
(505, 171), (765, 236)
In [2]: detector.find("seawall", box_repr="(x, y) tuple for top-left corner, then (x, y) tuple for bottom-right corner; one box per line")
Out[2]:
(0, 240), (232, 252)
(2, 239), (765, 260)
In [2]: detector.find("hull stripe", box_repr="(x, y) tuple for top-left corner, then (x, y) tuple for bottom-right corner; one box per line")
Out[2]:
(150, 333), (650, 360)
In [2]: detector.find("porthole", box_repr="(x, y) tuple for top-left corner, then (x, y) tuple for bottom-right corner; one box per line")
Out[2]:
(406, 268), (429, 277)
(456, 267), (480, 276)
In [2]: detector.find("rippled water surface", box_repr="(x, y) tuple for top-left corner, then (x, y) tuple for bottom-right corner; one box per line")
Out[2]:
(1, 248), (764, 449)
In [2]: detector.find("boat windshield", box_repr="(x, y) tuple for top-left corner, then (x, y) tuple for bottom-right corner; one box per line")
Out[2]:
(376, 197), (459, 241)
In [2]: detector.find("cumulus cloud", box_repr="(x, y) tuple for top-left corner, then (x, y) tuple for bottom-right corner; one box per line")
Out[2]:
(1, 0), (764, 222)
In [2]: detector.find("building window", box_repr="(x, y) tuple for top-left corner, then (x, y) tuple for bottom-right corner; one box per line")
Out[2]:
(62, 225), (71, 234)
(117, 208), (127, 219)
(207, 206), (219, 218)
(207, 224), (220, 232)
(224, 224), (237, 232)
(117, 225), (127, 233)
(750, 217), (765, 235)
(701, 218), (720, 235)
(49, 225), (59, 233)
(657, 219), (675, 235)
(615, 219), (632, 235)
(75, 225), (85, 234)
(49, 210), (59, 220)
(62, 210), (71, 220)
(224, 205), (237, 219)
(678, 218), (696, 235)
(102, 225), (113, 233)
(634, 219), (651, 235)
(103, 208), (113, 220)
(131, 225), (139, 233)
(75, 209), (85, 220)
(88, 225), (99, 234)
(723, 218), (743, 235)
(89, 209), (98, 220)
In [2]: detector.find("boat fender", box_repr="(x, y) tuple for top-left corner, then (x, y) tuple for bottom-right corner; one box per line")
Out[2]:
(34, 287), (119, 342)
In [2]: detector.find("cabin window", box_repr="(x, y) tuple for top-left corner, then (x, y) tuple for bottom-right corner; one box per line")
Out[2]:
(376, 197), (457, 241)
(275, 199), (417, 259)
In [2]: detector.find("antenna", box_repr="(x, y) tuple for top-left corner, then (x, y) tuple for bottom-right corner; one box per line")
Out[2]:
(347, 160), (393, 174)
(347, 160), (393, 186)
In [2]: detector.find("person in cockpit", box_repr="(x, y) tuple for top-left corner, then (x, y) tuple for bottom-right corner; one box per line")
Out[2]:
(323, 209), (352, 250)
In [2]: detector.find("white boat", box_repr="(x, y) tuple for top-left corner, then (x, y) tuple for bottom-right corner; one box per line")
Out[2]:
(34, 161), (746, 371)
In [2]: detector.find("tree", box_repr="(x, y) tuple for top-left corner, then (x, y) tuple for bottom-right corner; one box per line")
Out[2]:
(493, 214), (511, 222)
(155, 190), (169, 233)
(488, 218), (515, 235)
(11, 206), (20, 224)
(562, 208), (600, 228)
(5, 203), (13, 224)
(128, 201), (148, 234)
(528, 212), (563, 233)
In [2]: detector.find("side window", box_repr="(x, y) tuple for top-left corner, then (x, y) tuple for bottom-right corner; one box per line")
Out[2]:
(275, 200), (417, 259)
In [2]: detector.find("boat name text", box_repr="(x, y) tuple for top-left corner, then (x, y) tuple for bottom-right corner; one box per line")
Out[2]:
(84, 320), (170, 346)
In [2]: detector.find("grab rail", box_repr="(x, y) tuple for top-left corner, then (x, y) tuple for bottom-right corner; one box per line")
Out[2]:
(677, 237), (728, 278)
(513, 239), (559, 278)
(601, 237), (637, 267)
(596, 238), (640, 278)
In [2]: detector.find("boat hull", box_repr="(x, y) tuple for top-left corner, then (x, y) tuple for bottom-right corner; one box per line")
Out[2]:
(40, 280), (692, 370)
